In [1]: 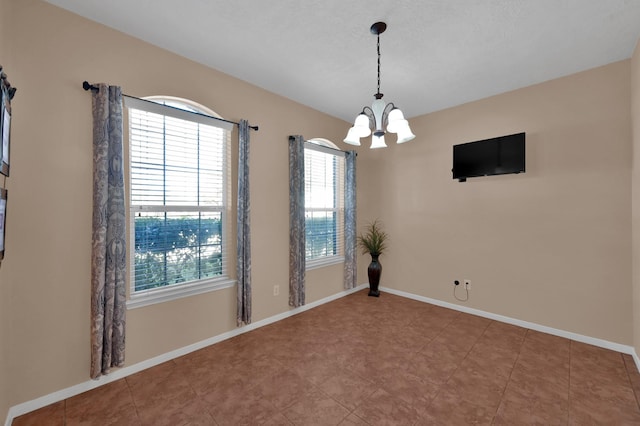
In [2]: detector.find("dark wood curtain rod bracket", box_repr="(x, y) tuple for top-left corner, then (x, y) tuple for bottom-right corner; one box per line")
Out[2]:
(82, 81), (99, 92)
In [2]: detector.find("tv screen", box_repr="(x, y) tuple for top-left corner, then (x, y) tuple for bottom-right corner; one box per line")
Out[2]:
(452, 132), (525, 182)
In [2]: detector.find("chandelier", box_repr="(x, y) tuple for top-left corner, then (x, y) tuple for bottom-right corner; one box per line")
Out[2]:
(344, 22), (415, 149)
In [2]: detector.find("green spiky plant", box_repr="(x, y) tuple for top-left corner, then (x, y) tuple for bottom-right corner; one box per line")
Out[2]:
(357, 220), (388, 256)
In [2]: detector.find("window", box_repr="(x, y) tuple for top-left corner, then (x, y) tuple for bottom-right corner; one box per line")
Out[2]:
(304, 139), (345, 269)
(126, 96), (234, 307)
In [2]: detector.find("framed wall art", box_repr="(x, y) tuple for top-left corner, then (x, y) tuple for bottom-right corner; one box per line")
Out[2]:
(0, 188), (6, 261)
(1, 80), (11, 177)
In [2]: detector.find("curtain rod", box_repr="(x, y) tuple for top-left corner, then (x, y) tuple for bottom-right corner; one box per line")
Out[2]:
(292, 136), (357, 156)
(82, 81), (258, 131)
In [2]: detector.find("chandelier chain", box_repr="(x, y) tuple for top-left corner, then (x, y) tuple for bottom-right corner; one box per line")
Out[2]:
(377, 33), (381, 95)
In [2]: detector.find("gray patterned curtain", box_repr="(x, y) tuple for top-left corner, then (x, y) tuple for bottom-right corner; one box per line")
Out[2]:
(90, 84), (126, 379)
(289, 135), (305, 307)
(344, 151), (357, 289)
(237, 120), (252, 326)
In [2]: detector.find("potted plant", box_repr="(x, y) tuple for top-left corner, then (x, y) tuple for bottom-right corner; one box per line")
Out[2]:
(358, 220), (388, 297)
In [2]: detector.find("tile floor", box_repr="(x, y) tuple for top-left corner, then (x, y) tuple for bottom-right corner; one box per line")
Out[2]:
(13, 290), (640, 425)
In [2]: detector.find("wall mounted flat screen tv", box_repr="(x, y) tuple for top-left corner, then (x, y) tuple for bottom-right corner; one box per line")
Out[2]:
(452, 132), (525, 182)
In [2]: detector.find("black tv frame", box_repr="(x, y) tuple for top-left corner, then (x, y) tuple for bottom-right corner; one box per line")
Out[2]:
(452, 132), (525, 182)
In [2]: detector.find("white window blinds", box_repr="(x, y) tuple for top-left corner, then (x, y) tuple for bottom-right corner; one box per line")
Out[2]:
(304, 142), (345, 266)
(126, 96), (231, 293)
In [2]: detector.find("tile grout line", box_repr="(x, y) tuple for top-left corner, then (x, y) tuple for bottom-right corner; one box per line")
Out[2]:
(123, 374), (142, 425)
(413, 310), (462, 412)
(420, 313), (493, 423)
(486, 320), (524, 425)
(622, 353), (640, 411)
(568, 340), (574, 426)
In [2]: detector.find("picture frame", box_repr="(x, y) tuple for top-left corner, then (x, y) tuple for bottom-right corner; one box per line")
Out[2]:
(0, 188), (6, 261)
(1, 81), (10, 177)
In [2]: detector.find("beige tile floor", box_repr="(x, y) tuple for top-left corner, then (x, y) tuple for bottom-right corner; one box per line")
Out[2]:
(13, 290), (640, 425)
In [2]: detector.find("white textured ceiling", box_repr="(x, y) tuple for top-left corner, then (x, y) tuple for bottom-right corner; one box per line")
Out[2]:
(45, 0), (640, 122)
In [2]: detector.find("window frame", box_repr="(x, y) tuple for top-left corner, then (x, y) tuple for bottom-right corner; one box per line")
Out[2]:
(125, 96), (235, 309)
(304, 140), (346, 270)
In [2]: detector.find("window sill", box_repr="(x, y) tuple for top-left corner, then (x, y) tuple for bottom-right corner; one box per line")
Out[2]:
(306, 256), (344, 271)
(127, 277), (236, 309)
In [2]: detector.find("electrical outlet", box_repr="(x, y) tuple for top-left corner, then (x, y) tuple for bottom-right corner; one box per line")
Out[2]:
(273, 285), (279, 296)
(464, 279), (471, 289)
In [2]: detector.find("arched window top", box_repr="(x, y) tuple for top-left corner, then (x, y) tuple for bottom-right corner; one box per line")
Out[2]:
(144, 95), (222, 119)
(308, 138), (339, 150)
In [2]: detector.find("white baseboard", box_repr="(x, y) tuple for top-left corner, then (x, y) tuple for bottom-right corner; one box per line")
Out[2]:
(4, 284), (367, 426)
(381, 286), (640, 375)
(380, 286), (637, 357)
(5, 283), (640, 425)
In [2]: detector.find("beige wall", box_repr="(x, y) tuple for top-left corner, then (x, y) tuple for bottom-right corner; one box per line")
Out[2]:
(0, 0), (353, 410)
(1, 0), (638, 420)
(0, 0), (11, 421)
(359, 61), (633, 344)
(632, 40), (640, 357)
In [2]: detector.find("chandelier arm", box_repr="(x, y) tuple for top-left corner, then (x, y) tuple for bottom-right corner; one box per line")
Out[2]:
(361, 106), (374, 116)
(381, 102), (396, 129)
(361, 106), (375, 128)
